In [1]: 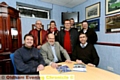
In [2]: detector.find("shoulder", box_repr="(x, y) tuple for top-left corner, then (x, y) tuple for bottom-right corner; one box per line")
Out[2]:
(55, 42), (60, 45)
(41, 42), (49, 49)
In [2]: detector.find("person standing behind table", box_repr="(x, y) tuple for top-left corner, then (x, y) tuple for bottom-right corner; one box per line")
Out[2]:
(47, 20), (58, 40)
(14, 34), (45, 74)
(29, 20), (47, 49)
(40, 33), (72, 68)
(79, 20), (98, 44)
(57, 19), (79, 60)
(72, 33), (99, 67)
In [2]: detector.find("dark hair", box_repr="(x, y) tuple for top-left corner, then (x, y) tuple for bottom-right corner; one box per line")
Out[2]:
(50, 20), (56, 26)
(24, 34), (34, 40)
(70, 18), (74, 20)
(79, 33), (87, 37)
(64, 19), (70, 24)
(82, 20), (88, 24)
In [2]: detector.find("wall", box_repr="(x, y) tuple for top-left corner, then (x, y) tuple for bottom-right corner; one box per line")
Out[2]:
(1, 0), (71, 42)
(73, 0), (120, 74)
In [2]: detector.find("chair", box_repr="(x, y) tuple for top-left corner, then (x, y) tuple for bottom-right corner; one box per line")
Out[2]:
(10, 53), (17, 74)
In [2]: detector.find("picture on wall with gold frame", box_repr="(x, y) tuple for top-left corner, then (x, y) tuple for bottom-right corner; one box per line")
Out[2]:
(85, 2), (100, 20)
(106, 0), (120, 15)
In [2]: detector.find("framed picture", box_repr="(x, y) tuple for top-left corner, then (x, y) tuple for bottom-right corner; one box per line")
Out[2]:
(88, 18), (100, 31)
(106, 14), (120, 33)
(106, 0), (120, 15)
(86, 2), (100, 20)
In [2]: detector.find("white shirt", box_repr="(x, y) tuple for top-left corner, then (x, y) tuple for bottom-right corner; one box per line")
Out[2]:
(80, 42), (88, 48)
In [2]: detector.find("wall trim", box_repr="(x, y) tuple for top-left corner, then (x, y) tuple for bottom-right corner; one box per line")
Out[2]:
(96, 42), (120, 47)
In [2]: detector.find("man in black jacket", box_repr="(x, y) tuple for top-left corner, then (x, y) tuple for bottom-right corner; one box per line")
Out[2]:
(72, 33), (99, 67)
(14, 34), (45, 74)
(79, 20), (98, 44)
(57, 19), (79, 60)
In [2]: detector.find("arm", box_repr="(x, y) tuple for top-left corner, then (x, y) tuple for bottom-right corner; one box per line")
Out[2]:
(38, 51), (45, 66)
(14, 50), (37, 73)
(58, 42), (70, 60)
(91, 46), (99, 66)
(40, 47), (52, 65)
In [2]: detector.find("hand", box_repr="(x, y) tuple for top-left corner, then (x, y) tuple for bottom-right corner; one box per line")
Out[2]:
(87, 63), (95, 67)
(51, 62), (58, 68)
(76, 59), (84, 64)
(37, 64), (44, 72)
(37, 45), (41, 49)
(65, 60), (72, 63)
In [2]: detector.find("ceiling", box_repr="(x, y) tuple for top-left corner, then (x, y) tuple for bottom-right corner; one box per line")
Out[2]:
(41, 0), (87, 8)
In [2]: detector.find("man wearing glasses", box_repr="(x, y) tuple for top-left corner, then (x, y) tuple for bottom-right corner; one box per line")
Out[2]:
(29, 20), (47, 49)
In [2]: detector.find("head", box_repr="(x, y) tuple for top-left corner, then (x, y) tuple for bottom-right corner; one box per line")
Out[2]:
(50, 20), (56, 29)
(64, 19), (71, 30)
(47, 33), (55, 45)
(82, 20), (89, 29)
(35, 20), (42, 30)
(70, 18), (75, 26)
(24, 34), (34, 48)
(79, 33), (87, 44)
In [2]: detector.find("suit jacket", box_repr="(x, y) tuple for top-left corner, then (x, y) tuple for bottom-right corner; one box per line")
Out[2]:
(40, 42), (70, 65)
(29, 29), (47, 47)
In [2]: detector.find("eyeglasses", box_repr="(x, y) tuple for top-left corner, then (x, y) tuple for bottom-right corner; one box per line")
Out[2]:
(79, 36), (86, 38)
(65, 23), (71, 24)
(48, 38), (55, 40)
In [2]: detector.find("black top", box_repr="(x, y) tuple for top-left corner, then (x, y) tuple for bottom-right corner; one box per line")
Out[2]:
(14, 46), (45, 74)
(72, 43), (99, 66)
(38, 30), (40, 45)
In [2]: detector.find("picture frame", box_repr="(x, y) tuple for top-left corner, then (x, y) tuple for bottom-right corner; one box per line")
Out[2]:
(87, 18), (100, 31)
(105, 0), (120, 15)
(85, 2), (100, 20)
(106, 14), (120, 33)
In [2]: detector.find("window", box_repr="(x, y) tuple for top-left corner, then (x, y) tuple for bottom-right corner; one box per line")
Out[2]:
(17, 4), (50, 19)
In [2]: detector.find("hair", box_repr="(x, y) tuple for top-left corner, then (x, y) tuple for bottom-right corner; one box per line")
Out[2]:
(50, 20), (56, 26)
(64, 19), (70, 24)
(79, 33), (87, 37)
(24, 34), (34, 40)
(70, 18), (74, 20)
(82, 20), (88, 24)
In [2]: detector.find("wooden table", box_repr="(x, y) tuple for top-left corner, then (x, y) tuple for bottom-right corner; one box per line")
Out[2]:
(39, 62), (120, 80)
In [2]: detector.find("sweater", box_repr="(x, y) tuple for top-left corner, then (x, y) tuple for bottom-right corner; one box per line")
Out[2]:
(72, 43), (99, 66)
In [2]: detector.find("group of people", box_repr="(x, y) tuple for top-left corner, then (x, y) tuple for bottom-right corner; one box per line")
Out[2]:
(14, 18), (99, 74)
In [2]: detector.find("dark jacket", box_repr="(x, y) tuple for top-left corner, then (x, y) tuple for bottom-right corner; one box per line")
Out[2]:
(79, 28), (98, 44)
(14, 46), (45, 74)
(57, 28), (79, 53)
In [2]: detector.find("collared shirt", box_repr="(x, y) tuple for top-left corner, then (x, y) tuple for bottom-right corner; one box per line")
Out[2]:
(80, 42), (88, 48)
(83, 29), (87, 33)
(50, 45), (58, 62)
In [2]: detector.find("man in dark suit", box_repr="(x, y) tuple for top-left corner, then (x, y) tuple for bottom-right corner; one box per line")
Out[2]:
(40, 33), (71, 68)
(14, 34), (45, 74)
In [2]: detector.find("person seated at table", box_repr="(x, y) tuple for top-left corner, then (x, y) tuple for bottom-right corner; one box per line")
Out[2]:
(72, 33), (99, 67)
(14, 34), (45, 74)
(40, 33), (72, 68)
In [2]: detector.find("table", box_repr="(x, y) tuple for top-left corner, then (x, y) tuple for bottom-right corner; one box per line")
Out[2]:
(39, 61), (120, 80)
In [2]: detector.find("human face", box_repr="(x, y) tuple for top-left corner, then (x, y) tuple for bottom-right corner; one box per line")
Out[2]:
(64, 21), (71, 30)
(47, 34), (55, 45)
(24, 36), (34, 48)
(70, 20), (74, 26)
(82, 22), (88, 29)
(79, 34), (87, 44)
(50, 23), (56, 28)
(35, 20), (42, 30)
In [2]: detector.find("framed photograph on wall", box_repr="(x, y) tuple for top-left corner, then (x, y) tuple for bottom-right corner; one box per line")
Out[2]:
(88, 18), (100, 31)
(106, 14), (120, 33)
(86, 2), (100, 20)
(106, 0), (120, 15)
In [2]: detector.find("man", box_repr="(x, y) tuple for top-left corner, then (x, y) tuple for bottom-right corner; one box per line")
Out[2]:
(72, 33), (99, 67)
(14, 34), (45, 74)
(79, 20), (98, 44)
(57, 19), (79, 60)
(29, 20), (47, 49)
(40, 33), (71, 68)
